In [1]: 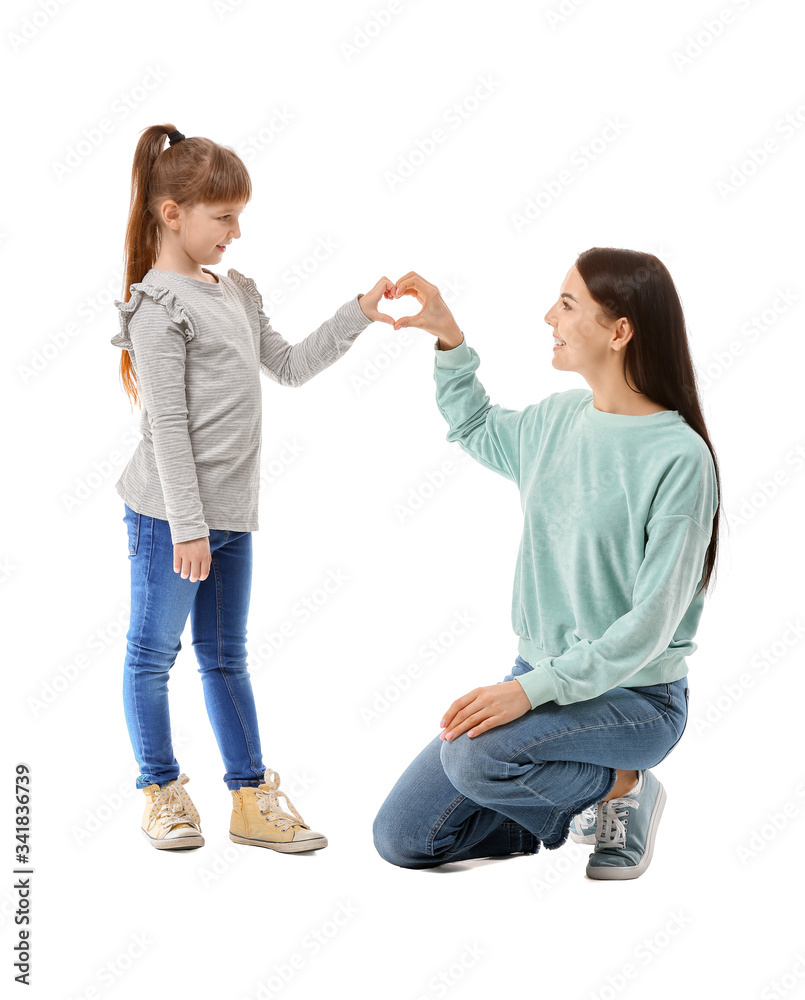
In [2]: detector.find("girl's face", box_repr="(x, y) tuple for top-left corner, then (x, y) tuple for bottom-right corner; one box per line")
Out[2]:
(543, 264), (632, 374)
(186, 201), (247, 263)
(158, 200), (247, 266)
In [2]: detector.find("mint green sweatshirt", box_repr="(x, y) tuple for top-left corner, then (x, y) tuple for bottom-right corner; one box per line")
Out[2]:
(432, 334), (718, 711)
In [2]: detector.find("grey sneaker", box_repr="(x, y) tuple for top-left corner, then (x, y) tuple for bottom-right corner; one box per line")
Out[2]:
(586, 769), (666, 880)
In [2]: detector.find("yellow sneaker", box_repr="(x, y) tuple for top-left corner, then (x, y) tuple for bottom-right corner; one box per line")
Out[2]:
(141, 773), (204, 851)
(229, 769), (327, 853)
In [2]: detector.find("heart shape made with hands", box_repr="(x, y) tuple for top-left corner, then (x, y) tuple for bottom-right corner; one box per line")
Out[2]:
(380, 285), (424, 327)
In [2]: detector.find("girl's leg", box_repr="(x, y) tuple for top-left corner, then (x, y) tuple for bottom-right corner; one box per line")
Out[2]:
(190, 528), (266, 790)
(122, 505), (199, 790)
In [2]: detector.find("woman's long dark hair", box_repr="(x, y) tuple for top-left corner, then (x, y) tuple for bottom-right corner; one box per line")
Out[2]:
(116, 123), (252, 409)
(574, 247), (721, 596)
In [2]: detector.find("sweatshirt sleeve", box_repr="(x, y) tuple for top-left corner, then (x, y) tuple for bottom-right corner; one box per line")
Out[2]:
(514, 447), (717, 709)
(227, 270), (373, 386)
(433, 334), (530, 487)
(121, 295), (209, 544)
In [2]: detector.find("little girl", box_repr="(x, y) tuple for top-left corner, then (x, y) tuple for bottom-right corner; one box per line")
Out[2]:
(111, 124), (394, 853)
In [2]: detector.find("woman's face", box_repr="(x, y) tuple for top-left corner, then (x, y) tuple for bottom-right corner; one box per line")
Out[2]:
(544, 265), (630, 373)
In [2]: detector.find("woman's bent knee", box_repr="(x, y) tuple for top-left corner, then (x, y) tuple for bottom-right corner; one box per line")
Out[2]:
(372, 803), (436, 869)
(439, 735), (502, 798)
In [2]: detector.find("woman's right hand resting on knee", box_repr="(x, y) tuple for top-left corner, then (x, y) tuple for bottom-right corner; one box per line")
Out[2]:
(174, 539), (211, 583)
(387, 271), (463, 349)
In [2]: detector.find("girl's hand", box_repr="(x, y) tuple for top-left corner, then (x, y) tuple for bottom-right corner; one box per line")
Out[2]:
(439, 681), (532, 740)
(389, 271), (462, 346)
(358, 277), (398, 325)
(174, 537), (211, 583)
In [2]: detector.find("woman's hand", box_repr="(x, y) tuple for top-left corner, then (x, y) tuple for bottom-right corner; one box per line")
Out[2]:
(358, 276), (398, 325)
(173, 537), (211, 583)
(389, 271), (463, 347)
(439, 681), (532, 740)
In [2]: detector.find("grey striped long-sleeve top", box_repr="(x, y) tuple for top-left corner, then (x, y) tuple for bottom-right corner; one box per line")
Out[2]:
(111, 267), (372, 544)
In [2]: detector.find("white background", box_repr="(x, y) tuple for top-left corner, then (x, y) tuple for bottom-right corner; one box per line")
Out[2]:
(4, 0), (805, 997)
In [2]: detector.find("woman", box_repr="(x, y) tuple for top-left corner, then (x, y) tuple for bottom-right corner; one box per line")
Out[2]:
(373, 251), (721, 879)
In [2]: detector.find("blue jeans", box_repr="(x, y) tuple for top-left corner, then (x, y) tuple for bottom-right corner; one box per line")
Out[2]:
(373, 654), (689, 868)
(122, 503), (266, 790)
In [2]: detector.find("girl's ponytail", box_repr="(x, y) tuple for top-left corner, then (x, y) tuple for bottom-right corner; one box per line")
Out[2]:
(115, 124), (252, 408)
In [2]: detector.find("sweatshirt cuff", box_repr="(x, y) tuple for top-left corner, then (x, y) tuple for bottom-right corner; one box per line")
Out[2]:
(433, 332), (470, 368)
(170, 523), (210, 544)
(513, 659), (558, 710)
(345, 294), (374, 329)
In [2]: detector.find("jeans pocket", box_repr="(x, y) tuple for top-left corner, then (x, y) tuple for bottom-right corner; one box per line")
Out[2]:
(124, 505), (140, 557)
(678, 683), (689, 732)
(652, 683), (689, 767)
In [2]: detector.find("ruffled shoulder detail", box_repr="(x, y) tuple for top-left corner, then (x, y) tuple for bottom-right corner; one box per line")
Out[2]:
(111, 282), (196, 352)
(227, 268), (263, 310)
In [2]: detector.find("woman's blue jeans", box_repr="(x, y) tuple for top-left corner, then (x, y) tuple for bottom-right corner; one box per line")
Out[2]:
(122, 503), (266, 791)
(373, 655), (689, 868)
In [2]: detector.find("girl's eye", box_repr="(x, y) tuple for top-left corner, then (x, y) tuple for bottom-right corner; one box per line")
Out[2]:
(562, 301), (570, 310)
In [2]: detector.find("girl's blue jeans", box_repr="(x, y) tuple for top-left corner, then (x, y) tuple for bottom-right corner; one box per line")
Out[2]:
(122, 503), (266, 790)
(373, 655), (689, 868)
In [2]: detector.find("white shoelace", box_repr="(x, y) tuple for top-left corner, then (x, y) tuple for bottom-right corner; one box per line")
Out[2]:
(148, 773), (200, 830)
(580, 805), (598, 827)
(254, 769), (308, 832)
(596, 795), (639, 849)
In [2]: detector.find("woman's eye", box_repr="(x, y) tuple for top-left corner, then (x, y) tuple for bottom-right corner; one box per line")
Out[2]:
(562, 302), (570, 310)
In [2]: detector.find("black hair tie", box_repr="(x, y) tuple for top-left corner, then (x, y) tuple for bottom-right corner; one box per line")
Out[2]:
(167, 130), (185, 146)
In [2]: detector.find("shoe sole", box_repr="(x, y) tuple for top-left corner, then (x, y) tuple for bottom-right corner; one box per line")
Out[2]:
(142, 828), (204, 850)
(229, 831), (328, 853)
(585, 781), (666, 881)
